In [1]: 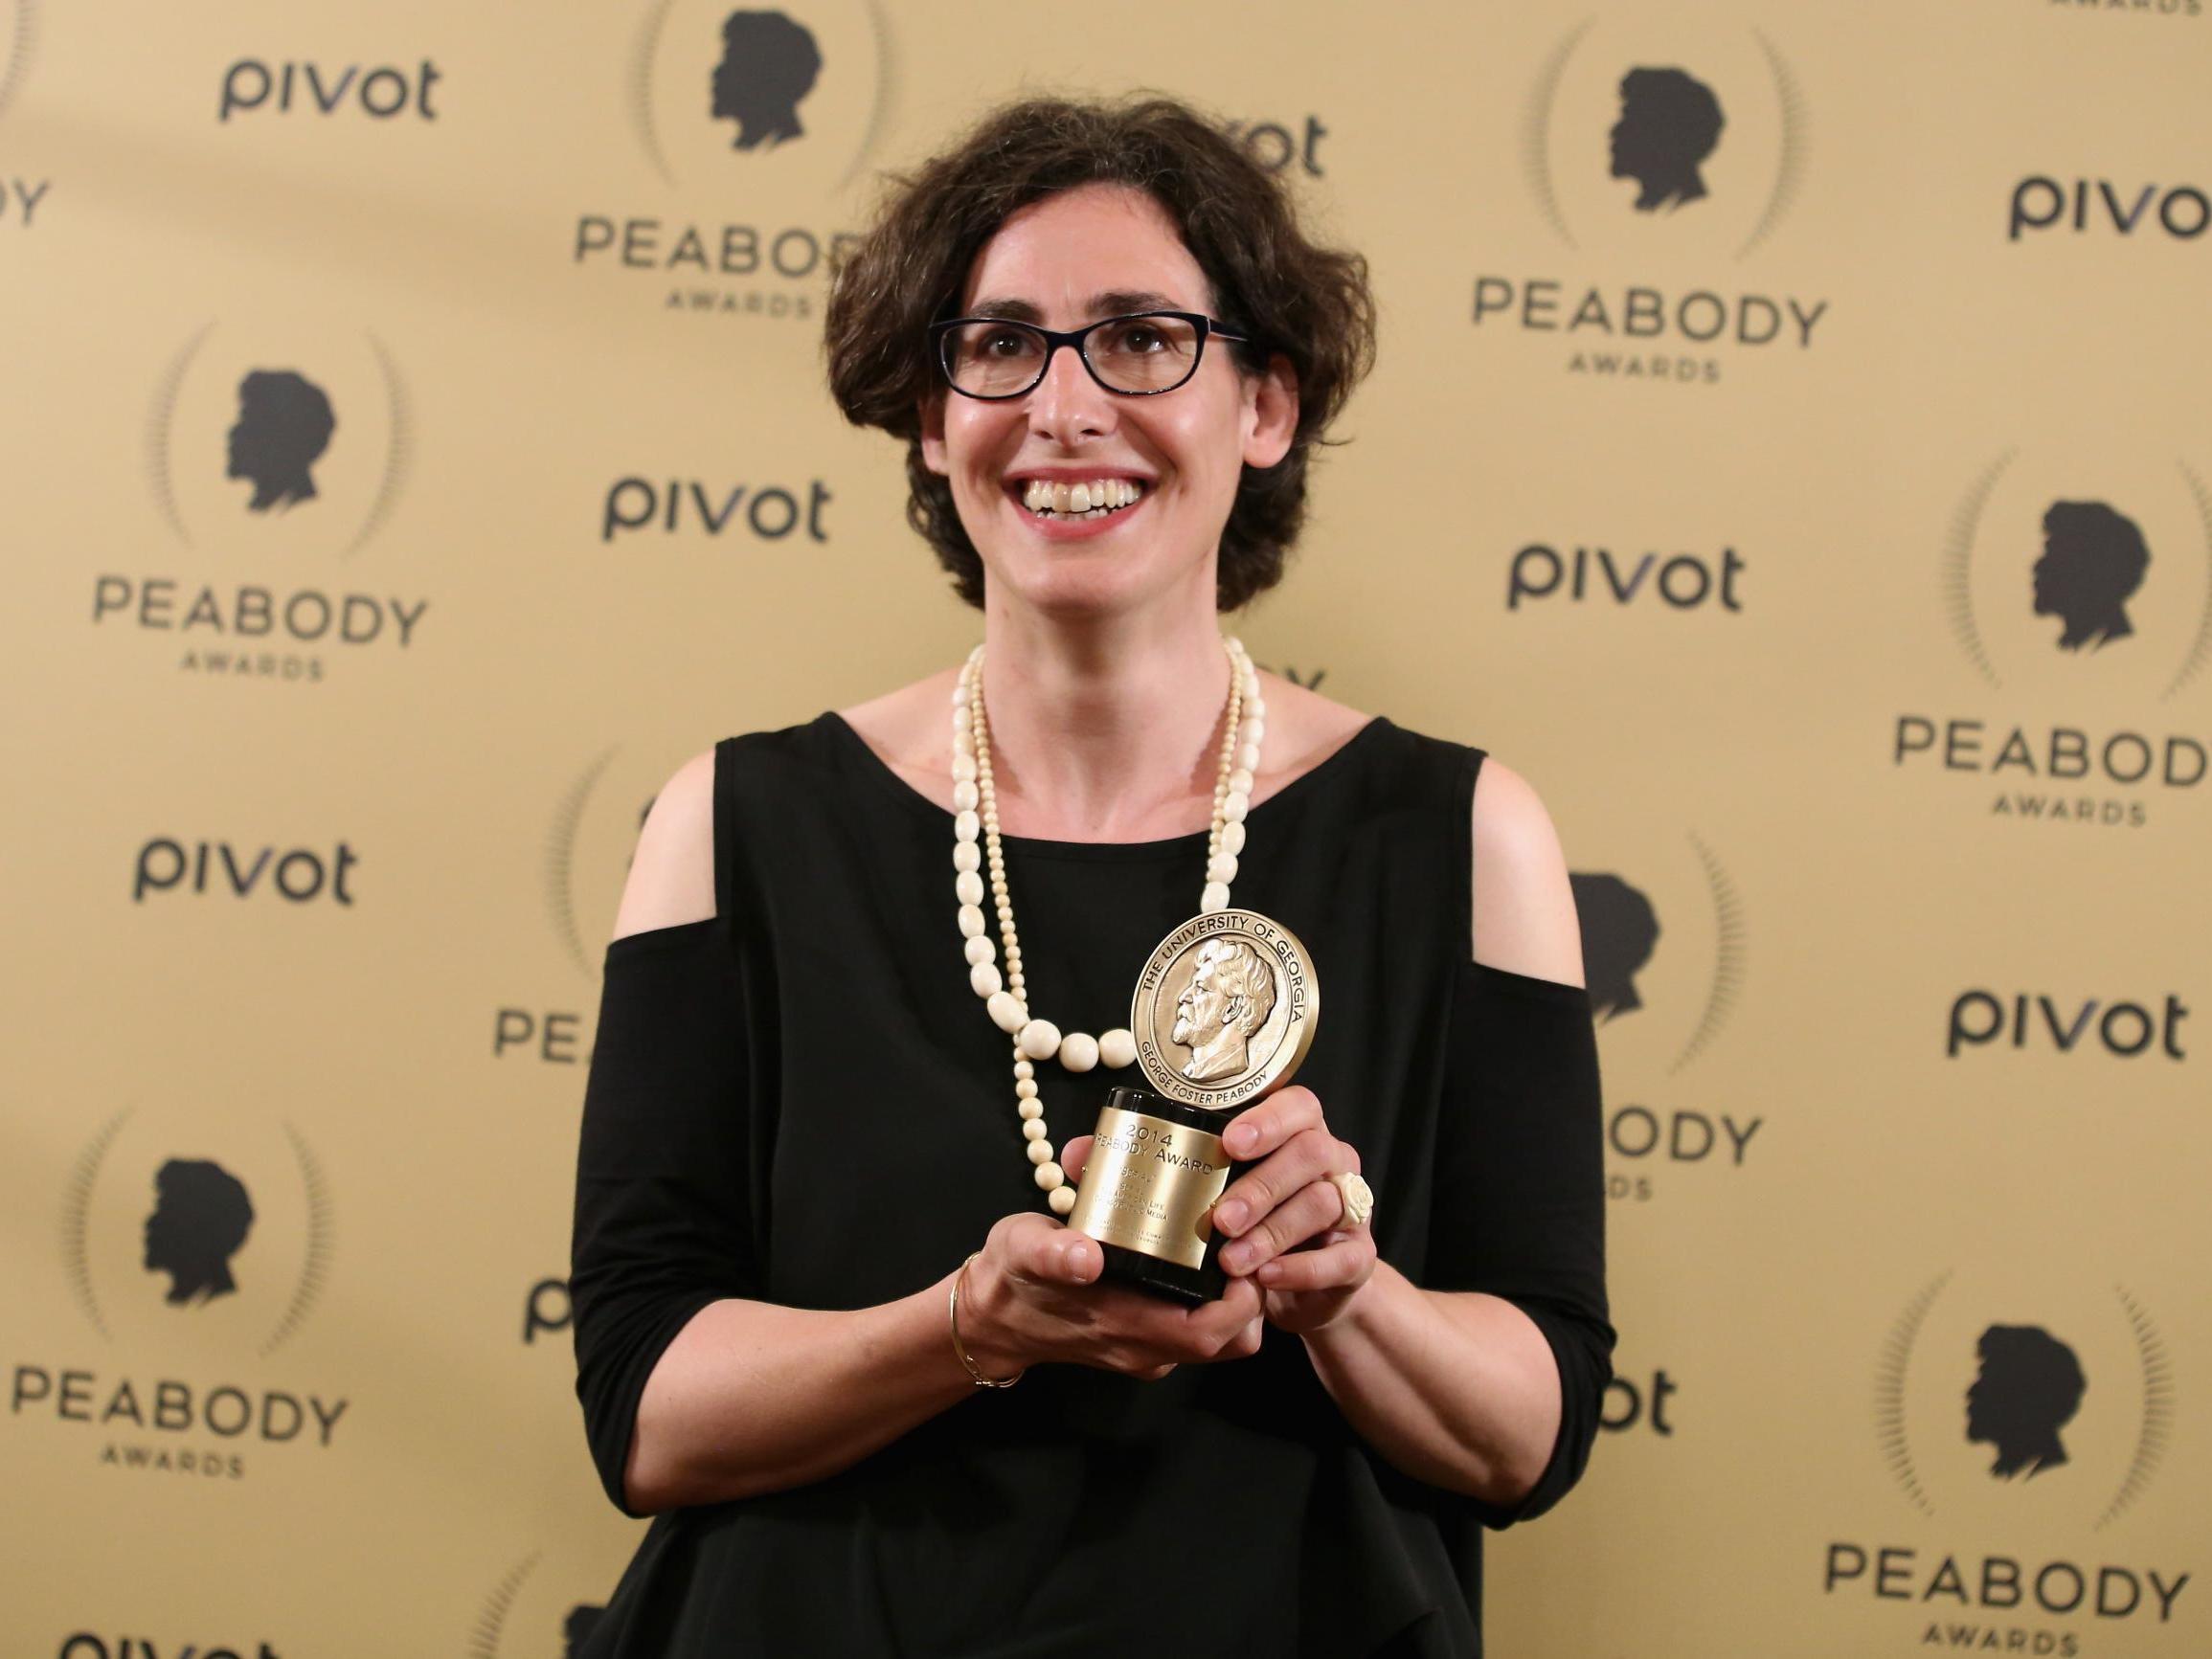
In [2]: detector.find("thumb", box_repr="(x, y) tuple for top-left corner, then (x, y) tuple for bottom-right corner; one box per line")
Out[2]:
(1004, 1210), (1097, 1285)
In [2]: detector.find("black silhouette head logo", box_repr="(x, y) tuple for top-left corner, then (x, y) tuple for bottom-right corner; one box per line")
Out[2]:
(2032, 500), (2151, 653)
(1570, 873), (1660, 1021)
(563, 1605), (605, 1657)
(1966, 1324), (2087, 1481)
(1609, 67), (1726, 212)
(710, 10), (822, 150)
(142, 1157), (256, 1306)
(226, 370), (336, 512)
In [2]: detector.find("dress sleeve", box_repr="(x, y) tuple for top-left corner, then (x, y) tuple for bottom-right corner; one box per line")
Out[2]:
(1423, 957), (1614, 1529)
(570, 914), (761, 1516)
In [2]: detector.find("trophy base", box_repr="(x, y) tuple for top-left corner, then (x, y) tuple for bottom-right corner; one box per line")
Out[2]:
(1093, 1237), (1226, 1307)
(1067, 1086), (1244, 1306)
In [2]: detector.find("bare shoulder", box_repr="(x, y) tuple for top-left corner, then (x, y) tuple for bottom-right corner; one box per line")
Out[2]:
(609, 747), (718, 941)
(1469, 757), (1586, 986)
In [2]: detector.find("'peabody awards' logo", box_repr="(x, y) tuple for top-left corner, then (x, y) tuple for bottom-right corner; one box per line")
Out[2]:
(1477, 15), (1826, 388)
(493, 747), (673, 1071)
(1819, 1264), (2190, 1651)
(1570, 833), (1753, 1200)
(573, 0), (887, 320)
(472, 1554), (607, 1659)
(2, 0), (53, 233)
(1892, 448), (2212, 827)
(90, 320), (428, 684)
(10, 1109), (349, 1481)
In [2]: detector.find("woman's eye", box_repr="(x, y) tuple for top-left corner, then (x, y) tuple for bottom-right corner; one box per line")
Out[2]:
(984, 331), (1030, 357)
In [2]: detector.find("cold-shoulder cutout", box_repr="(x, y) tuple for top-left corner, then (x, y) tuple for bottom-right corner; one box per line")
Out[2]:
(610, 748), (718, 942)
(1470, 758), (1585, 987)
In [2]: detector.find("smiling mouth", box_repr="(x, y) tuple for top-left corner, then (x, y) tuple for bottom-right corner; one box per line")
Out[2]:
(1016, 478), (1147, 522)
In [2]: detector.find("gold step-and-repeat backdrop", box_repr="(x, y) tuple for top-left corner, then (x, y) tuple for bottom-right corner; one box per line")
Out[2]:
(3, 0), (2206, 1653)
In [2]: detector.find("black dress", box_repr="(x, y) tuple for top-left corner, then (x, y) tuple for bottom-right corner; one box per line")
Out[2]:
(571, 712), (1612, 1658)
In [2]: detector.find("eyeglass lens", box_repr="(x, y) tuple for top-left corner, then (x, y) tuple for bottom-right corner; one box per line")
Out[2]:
(941, 315), (1205, 396)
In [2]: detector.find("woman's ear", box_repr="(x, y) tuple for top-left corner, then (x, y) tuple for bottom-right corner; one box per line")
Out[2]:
(1243, 352), (1299, 470)
(919, 393), (950, 476)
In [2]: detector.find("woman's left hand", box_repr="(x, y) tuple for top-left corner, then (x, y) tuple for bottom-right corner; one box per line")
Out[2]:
(1208, 1086), (1376, 1333)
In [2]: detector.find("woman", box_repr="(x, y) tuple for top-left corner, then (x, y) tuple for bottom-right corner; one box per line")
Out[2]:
(571, 96), (1611, 1657)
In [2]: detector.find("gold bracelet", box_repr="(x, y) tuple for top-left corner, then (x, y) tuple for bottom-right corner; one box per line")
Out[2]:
(950, 1250), (1025, 1388)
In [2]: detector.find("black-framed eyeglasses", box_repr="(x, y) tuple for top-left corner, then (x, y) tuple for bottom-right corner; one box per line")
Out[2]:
(928, 310), (1251, 400)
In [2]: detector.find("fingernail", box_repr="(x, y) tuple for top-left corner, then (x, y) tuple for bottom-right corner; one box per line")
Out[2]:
(1220, 1244), (1245, 1273)
(1215, 1199), (1246, 1234)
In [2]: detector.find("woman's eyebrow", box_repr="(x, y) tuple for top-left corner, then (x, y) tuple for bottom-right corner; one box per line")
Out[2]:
(964, 290), (1183, 323)
(1087, 288), (1178, 317)
(969, 297), (1044, 322)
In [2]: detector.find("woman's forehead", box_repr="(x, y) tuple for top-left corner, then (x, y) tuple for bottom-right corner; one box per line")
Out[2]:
(959, 183), (1209, 316)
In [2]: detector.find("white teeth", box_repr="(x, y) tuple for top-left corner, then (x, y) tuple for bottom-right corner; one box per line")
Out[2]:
(1017, 478), (1145, 518)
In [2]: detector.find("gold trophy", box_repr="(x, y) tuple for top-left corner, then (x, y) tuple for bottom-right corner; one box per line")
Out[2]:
(1066, 908), (1319, 1303)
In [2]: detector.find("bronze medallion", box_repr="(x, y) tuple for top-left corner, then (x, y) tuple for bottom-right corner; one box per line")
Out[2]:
(1129, 908), (1319, 1110)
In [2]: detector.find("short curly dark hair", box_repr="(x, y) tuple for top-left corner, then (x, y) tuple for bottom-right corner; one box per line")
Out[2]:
(824, 95), (1376, 612)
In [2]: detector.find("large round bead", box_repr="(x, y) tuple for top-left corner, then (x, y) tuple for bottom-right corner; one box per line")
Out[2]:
(1098, 1028), (1138, 1068)
(954, 809), (982, 842)
(1057, 1031), (1099, 1073)
(963, 935), (995, 967)
(952, 780), (980, 812)
(1201, 882), (1231, 913)
(955, 870), (984, 906)
(1026, 1139), (1054, 1166)
(958, 904), (986, 939)
(986, 991), (1027, 1033)
(953, 841), (982, 873)
(969, 961), (1003, 998)
(1034, 1161), (1065, 1190)
(1048, 1184), (1076, 1215)
(1017, 1019), (1062, 1061)
(1222, 791), (1251, 824)
(1207, 853), (1237, 885)
(1220, 821), (1247, 856)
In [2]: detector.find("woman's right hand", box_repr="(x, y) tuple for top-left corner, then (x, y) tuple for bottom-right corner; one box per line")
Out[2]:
(958, 1136), (1266, 1381)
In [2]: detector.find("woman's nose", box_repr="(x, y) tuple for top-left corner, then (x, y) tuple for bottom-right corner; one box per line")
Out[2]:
(1026, 342), (1117, 446)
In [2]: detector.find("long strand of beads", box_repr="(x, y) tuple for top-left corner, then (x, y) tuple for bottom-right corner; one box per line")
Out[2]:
(952, 638), (1267, 1210)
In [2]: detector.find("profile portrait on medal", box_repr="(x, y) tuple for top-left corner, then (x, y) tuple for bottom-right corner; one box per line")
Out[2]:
(1168, 935), (1282, 1084)
(570, 87), (1613, 1657)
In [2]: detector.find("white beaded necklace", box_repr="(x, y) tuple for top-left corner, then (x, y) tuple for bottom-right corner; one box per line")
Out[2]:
(951, 636), (1267, 1213)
